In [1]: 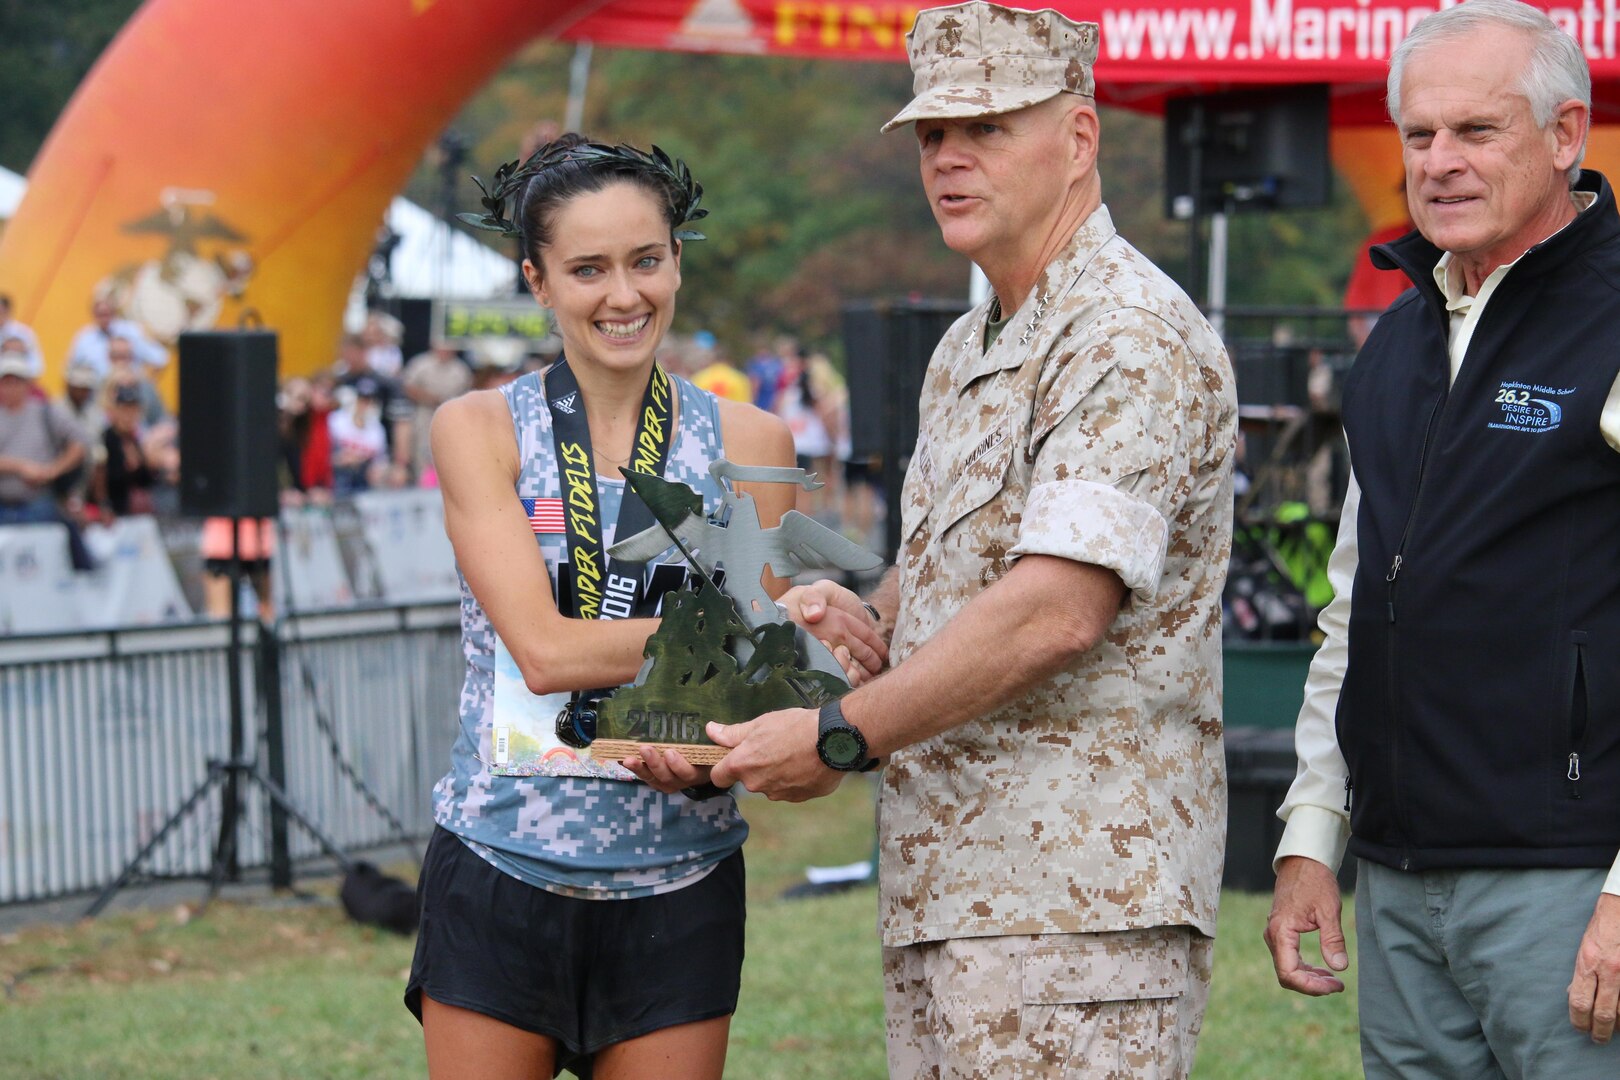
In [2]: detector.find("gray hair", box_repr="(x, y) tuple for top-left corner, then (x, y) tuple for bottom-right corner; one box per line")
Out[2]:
(1387, 0), (1590, 184)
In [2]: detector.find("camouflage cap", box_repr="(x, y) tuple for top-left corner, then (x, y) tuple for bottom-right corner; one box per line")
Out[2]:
(881, 3), (1099, 134)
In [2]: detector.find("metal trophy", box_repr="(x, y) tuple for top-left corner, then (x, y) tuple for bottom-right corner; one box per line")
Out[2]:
(589, 460), (883, 765)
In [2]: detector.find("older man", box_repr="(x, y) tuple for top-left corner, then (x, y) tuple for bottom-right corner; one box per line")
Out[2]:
(0, 349), (85, 526)
(703, 3), (1236, 1073)
(67, 296), (166, 377)
(1265, 1), (1620, 1075)
(0, 293), (44, 378)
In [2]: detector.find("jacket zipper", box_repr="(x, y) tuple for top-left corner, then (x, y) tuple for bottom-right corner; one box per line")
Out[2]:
(1567, 632), (1590, 799)
(1385, 393), (1447, 870)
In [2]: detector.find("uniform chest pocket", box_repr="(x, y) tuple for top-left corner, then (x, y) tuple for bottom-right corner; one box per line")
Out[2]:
(936, 431), (1016, 539)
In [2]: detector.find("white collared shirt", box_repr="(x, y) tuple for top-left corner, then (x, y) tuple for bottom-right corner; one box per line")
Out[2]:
(66, 318), (167, 377)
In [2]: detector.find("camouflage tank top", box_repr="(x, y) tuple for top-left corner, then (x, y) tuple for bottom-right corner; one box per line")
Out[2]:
(431, 368), (747, 899)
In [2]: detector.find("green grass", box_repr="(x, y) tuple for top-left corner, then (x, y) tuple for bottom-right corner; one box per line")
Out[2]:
(0, 778), (1361, 1078)
(1199, 890), (1362, 1079)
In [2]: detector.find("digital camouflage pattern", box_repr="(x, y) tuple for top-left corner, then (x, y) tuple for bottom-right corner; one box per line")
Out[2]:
(882, 2), (1099, 133)
(882, 203), (1237, 947)
(432, 371), (746, 899)
(883, 927), (1213, 1078)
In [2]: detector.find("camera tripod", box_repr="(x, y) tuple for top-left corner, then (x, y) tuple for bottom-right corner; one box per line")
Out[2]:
(86, 518), (354, 918)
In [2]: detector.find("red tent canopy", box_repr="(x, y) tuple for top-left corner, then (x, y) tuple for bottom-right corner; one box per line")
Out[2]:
(559, 0), (1620, 123)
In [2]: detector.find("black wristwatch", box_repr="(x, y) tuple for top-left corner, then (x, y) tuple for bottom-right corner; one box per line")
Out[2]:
(816, 698), (879, 772)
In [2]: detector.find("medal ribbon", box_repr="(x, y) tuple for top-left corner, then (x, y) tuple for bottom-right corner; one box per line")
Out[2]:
(545, 358), (675, 623)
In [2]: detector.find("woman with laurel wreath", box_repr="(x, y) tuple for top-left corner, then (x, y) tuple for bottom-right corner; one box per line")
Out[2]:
(404, 135), (886, 1079)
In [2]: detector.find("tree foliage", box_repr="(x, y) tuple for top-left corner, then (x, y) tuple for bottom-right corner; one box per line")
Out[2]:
(416, 43), (1371, 355)
(410, 44), (968, 352)
(0, 0), (143, 174)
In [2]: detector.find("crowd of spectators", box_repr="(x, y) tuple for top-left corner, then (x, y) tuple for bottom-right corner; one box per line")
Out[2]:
(2, 295), (182, 539)
(689, 331), (875, 539)
(2, 290), (880, 610)
(0, 296), (489, 605)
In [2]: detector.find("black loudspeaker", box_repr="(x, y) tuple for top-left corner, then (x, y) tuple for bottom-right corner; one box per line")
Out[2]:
(1164, 85), (1331, 217)
(843, 299), (968, 460)
(842, 298), (969, 559)
(379, 296), (434, 361)
(179, 331), (280, 518)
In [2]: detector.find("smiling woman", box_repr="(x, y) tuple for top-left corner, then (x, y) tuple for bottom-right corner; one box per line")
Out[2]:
(523, 188), (683, 381)
(404, 135), (804, 1080)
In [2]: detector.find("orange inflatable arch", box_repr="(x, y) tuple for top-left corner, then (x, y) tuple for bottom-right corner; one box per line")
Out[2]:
(0, 0), (581, 399)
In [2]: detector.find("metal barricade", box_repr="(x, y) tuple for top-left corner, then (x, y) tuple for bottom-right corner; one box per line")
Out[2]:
(273, 606), (461, 863)
(0, 605), (460, 907)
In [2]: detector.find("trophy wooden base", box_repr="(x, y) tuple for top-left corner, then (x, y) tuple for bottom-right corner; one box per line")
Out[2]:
(591, 739), (729, 766)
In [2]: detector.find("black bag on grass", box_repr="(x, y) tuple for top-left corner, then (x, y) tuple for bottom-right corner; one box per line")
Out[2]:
(339, 861), (418, 935)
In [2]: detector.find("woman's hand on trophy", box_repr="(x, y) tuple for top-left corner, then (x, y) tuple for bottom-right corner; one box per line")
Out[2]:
(620, 745), (710, 795)
(779, 581), (889, 685)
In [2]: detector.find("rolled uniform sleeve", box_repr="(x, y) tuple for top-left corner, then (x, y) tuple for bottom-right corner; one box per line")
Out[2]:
(1014, 477), (1167, 598)
(1008, 310), (1201, 602)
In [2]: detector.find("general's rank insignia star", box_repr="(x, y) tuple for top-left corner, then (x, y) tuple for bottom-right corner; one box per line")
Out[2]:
(1020, 292), (1052, 347)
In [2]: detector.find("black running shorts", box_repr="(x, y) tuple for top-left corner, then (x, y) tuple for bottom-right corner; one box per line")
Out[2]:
(404, 826), (745, 1079)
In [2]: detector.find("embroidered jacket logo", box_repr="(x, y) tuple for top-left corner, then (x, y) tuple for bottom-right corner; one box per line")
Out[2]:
(1488, 380), (1574, 435)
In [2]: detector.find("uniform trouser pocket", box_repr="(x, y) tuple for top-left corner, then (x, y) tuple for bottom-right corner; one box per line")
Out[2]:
(1018, 926), (1210, 1079)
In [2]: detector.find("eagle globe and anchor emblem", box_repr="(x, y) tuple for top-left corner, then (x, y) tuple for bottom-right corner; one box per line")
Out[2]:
(97, 189), (256, 346)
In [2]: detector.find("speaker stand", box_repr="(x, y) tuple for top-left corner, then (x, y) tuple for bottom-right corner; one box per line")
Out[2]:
(86, 518), (352, 918)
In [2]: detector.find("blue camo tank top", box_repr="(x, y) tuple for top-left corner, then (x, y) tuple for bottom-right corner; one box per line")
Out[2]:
(431, 368), (747, 899)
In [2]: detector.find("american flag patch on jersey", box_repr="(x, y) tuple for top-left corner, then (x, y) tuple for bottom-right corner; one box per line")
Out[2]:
(520, 497), (566, 533)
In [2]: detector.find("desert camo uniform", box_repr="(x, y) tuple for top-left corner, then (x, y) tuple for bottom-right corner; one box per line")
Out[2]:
(882, 202), (1237, 1075)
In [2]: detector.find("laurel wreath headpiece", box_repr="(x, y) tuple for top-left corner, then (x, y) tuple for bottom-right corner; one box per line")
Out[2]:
(457, 141), (707, 242)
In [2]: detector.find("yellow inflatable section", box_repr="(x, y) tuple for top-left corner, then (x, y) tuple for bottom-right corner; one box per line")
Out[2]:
(0, 0), (580, 397)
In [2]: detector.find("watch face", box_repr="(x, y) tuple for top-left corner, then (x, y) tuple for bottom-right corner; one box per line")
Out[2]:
(822, 729), (863, 766)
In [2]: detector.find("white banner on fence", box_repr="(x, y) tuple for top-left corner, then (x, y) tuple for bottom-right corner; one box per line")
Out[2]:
(274, 507), (354, 613)
(353, 489), (458, 603)
(0, 524), (84, 633)
(0, 490), (456, 631)
(81, 517), (193, 627)
(0, 518), (192, 633)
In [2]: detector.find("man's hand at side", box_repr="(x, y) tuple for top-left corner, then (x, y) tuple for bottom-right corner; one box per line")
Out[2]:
(708, 708), (841, 802)
(1265, 855), (1349, 996)
(1569, 892), (1620, 1042)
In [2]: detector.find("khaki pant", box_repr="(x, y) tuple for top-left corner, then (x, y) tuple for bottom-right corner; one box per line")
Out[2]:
(883, 926), (1213, 1080)
(1357, 861), (1619, 1079)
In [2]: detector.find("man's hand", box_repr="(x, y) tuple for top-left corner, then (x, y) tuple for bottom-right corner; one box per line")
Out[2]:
(1265, 855), (1349, 996)
(619, 745), (708, 796)
(778, 580), (888, 685)
(0, 457), (44, 483)
(707, 708), (841, 802)
(1568, 892), (1620, 1042)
